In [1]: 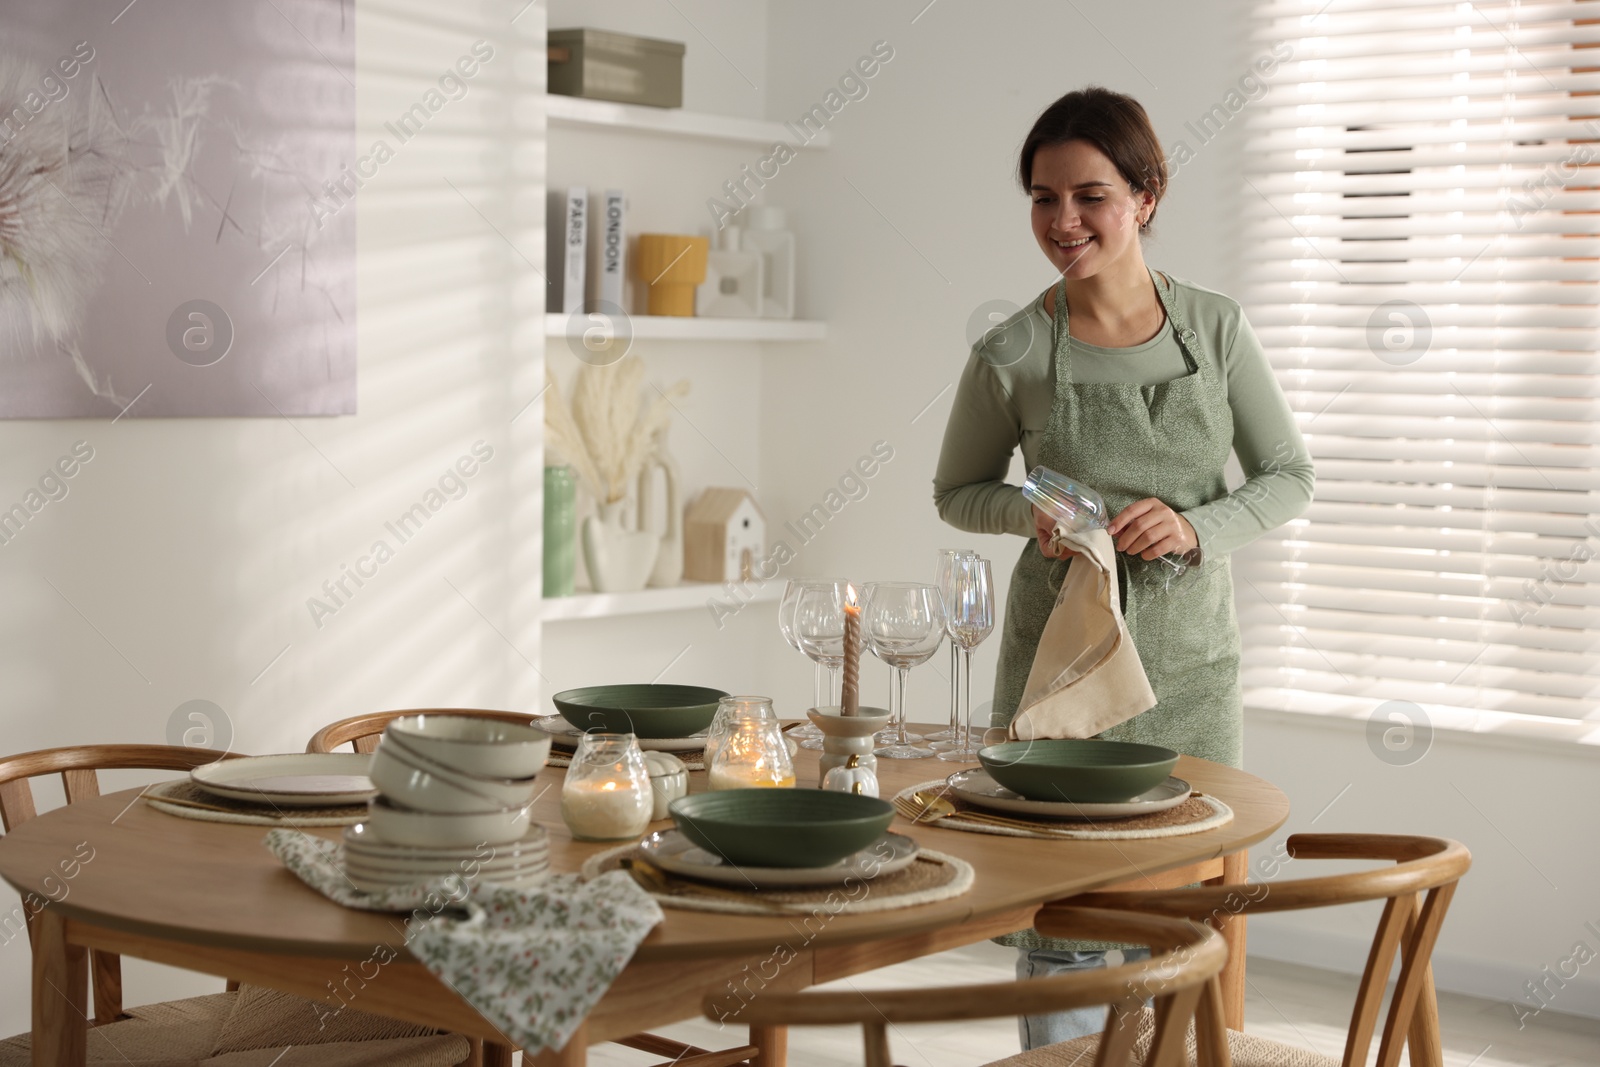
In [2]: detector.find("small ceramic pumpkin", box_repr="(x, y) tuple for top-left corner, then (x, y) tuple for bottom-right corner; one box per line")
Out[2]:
(821, 754), (879, 798)
(643, 750), (689, 819)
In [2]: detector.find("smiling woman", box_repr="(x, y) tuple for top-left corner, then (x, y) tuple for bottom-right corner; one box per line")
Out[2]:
(931, 83), (1315, 1049)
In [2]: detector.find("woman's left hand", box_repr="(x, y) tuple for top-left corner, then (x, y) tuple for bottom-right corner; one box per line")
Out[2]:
(1108, 498), (1198, 560)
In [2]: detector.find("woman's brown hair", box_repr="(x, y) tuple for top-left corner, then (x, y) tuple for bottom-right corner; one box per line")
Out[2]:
(1018, 86), (1167, 232)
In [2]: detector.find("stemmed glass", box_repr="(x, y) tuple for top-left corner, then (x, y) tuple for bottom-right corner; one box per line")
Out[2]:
(929, 549), (975, 747)
(862, 582), (946, 760)
(794, 582), (848, 716)
(780, 578), (845, 749)
(936, 555), (995, 762)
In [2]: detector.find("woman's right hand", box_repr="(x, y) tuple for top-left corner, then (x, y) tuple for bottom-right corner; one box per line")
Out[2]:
(1032, 505), (1080, 560)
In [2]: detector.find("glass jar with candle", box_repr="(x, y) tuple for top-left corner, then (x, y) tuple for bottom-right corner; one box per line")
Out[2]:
(705, 696), (795, 791)
(560, 732), (653, 841)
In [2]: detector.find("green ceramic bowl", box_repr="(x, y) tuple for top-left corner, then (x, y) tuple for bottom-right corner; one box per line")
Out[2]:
(552, 684), (728, 740)
(977, 739), (1179, 803)
(668, 789), (895, 869)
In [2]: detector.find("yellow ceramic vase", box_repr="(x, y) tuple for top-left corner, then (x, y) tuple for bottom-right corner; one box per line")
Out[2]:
(634, 234), (709, 316)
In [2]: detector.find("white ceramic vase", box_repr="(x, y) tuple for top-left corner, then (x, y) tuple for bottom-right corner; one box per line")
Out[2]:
(638, 431), (683, 588)
(582, 499), (660, 594)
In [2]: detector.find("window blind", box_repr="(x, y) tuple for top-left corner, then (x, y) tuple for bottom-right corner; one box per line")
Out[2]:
(1237, 0), (1600, 739)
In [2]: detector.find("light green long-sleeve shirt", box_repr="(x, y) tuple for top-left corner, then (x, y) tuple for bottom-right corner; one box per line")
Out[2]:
(933, 281), (1314, 558)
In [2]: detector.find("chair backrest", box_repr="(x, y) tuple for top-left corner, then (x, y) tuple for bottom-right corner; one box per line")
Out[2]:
(0, 743), (242, 1024)
(1061, 833), (1472, 1067)
(0, 743), (239, 833)
(306, 708), (541, 755)
(704, 907), (1227, 1067)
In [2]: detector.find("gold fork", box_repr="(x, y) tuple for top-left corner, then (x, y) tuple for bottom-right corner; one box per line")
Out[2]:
(620, 856), (800, 913)
(895, 793), (1052, 832)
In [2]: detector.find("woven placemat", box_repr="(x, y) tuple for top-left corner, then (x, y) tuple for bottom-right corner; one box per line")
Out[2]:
(893, 780), (1232, 840)
(144, 778), (368, 827)
(581, 843), (973, 915)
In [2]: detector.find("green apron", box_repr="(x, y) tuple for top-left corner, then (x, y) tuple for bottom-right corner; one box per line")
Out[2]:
(993, 268), (1243, 952)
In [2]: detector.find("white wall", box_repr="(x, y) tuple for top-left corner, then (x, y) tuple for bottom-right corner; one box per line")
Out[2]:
(0, 0), (544, 1033)
(761, 0), (1600, 1032)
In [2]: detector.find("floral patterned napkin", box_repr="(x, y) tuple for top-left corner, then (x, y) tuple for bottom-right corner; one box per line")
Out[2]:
(264, 829), (663, 1053)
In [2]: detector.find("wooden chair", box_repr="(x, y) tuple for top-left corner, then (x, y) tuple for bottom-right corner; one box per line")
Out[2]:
(704, 906), (1227, 1067)
(0, 743), (246, 1026)
(306, 708), (542, 755)
(1014, 833), (1472, 1067)
(0, 744), (471, 1066)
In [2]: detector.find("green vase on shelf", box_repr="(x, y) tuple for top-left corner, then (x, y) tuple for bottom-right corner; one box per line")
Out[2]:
(544, 465), (577, 598)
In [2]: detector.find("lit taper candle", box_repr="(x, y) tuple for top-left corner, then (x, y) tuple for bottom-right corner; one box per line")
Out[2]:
(841, 583), (860, 716)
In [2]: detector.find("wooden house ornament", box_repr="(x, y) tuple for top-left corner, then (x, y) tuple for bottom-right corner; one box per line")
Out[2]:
(684, 488), (765, 582)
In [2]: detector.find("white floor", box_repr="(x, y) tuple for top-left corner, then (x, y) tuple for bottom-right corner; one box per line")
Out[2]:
(583, 943), (1600, 1067)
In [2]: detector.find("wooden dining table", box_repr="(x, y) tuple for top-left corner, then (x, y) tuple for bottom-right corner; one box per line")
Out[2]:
(0, 729), (1289, 1067)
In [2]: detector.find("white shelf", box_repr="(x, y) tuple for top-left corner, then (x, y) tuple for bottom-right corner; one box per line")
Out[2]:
(545, 93), (830, 149)
(544, 313), (825, 342)
(541, 581), (782, 621)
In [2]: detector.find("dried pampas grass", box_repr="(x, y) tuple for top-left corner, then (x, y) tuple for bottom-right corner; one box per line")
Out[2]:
(545, 356), (687, 504)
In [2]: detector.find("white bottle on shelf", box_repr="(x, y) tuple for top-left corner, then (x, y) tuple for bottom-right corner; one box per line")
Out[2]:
(745, 207), (796, 320)
(697, 225), (764, 319)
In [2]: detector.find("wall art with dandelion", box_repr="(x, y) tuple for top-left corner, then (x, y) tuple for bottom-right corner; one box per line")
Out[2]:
(0, 0), (355, 417)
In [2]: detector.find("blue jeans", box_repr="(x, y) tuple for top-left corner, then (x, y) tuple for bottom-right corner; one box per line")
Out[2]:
(1015, 946), (1153, 1050)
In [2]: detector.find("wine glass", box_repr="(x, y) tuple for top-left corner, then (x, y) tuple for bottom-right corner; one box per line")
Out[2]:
(937, 555), (995, 763)
(794, 582), (848, 714)
(1022, 465), (1194, 589)
(780, 578), (844, 748)
(861, 582), (946, 760)
(929, 549), (976, 747)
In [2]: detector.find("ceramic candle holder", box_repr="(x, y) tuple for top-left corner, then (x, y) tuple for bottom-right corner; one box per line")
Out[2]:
(806, 706), (891, 788)
(635, 234), (709, 316)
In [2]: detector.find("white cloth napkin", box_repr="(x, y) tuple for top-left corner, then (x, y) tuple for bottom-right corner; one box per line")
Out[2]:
(265, 829), (662, 1055)
(1009, 524), (1157, 740)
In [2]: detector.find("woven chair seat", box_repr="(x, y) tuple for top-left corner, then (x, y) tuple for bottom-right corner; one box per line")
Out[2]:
(0, 989), (472, 1067)
(981, 1006), (1339, 1067)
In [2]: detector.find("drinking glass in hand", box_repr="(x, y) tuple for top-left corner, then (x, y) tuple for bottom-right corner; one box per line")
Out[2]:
(780, 578), (845, 747)
(936, 555), (995, 763)
(862, 582), (946, 760)
(1022, 464), (1193, 589)
(794, 583), (848, 716)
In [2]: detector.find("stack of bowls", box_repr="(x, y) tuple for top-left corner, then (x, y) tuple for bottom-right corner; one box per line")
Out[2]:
(348, 714), (553, 892)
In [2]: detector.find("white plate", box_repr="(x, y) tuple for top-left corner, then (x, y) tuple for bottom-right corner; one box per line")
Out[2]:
(342, 823), (548, 860)
(944, 769), (1193, 819)
(190, 754), (376, 807)
(344, 852), (548, 877)
(345, 866), (549, 893)
(535, 713), (708, 753)
(637, 829), (919, 888)
(346, 865), (549, 889)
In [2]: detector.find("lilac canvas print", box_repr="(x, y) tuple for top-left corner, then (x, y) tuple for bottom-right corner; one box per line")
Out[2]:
(0, 0), (356, 417)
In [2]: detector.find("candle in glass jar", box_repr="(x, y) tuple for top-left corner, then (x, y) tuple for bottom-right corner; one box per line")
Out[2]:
(841, 583), (861, 716)
(561, 778), (651, 841)
(706, 763), (797, 791)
